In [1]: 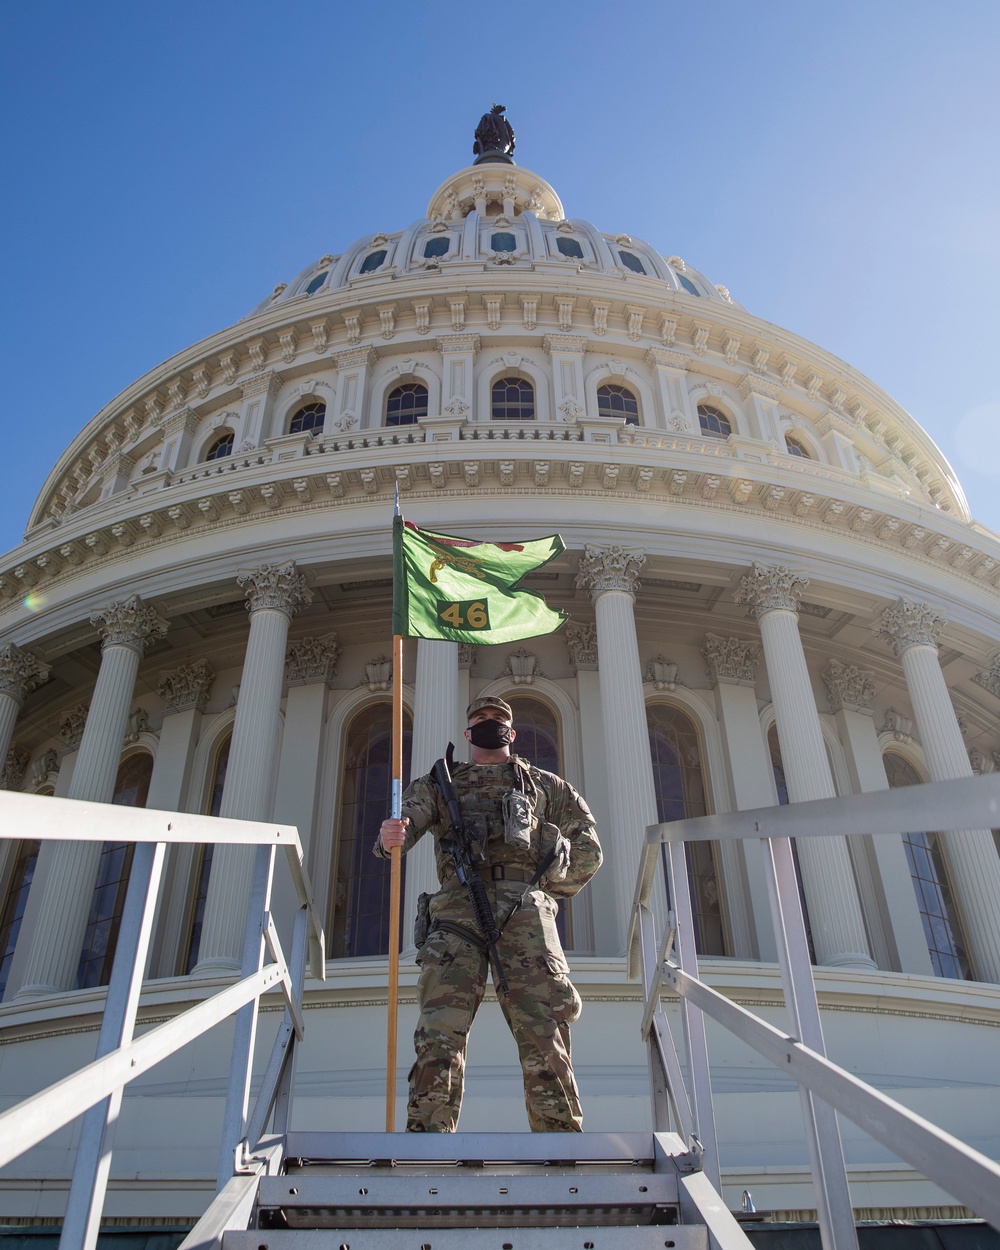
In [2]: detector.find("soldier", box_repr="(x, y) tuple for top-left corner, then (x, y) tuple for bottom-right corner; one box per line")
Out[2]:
(377, 696), (602, 1133)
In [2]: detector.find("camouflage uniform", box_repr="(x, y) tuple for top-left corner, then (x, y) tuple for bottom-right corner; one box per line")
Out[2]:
(375, 756), (602, 1133)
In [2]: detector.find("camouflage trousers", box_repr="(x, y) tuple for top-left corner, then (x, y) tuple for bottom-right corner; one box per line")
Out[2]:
(408, 882), (583, 1133)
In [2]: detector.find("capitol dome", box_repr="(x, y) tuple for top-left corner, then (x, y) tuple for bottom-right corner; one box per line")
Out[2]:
(1, 115), (999, 1232)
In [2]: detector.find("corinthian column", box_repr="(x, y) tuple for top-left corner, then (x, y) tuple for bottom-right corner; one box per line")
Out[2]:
(192, 562), (311, 976)
(873, 598), (1000, 983)
(0, 643), (51, 767)
(15, 597), (168, 998)
(736, 563), (874, 969)
(576, 545), (658, 952)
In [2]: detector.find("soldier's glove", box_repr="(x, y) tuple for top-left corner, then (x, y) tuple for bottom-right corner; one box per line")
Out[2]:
(538, 821), (571, 883)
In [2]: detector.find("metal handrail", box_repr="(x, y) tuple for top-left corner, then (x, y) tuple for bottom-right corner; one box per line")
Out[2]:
(631, 772), (1000, 1248)
(0, 790), (326, 1250)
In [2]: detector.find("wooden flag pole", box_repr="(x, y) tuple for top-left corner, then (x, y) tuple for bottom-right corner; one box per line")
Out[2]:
(386, 629), (404, 1132)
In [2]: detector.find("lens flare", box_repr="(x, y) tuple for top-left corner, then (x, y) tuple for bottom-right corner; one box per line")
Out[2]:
(22, 591), (46, 613)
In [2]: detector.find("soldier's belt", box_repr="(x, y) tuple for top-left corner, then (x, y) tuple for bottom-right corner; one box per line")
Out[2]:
(477, 865), (535, 884)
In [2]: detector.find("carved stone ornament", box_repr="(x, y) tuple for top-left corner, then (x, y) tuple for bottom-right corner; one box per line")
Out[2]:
(972, 654), (1000, 700)
(2, 745), (30, 791)
(702, 634), (760, 686)
(823, 659), (876, 712)
(564, 621), (598, 671)
(124, 707), (150, 744)
(443, 396), (470, 418)
(362, 655), (392, 692)
(645, 656), (678, 691)
(558, 398), (583, 421)
(158, 659), (215, 712)
(90, 595), (169, 655)
(60, 703), (89, 750)
(881, 708), (913, 741)
(501, 648), (540, 685)
(0, 643), (51, 704)
(237, 562), (312, 618)
(872, 597), (946, 657)
(575, 545), (645, 598)
(735, 562), (809, 619)
(968, 747), (995, 775)
(30, 748), (59, 787)
(457, 643), (478, 669)
(286, 634), (342, 685)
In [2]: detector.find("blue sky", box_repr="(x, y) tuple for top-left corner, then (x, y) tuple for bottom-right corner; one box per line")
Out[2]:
(2, 0), (999, 556)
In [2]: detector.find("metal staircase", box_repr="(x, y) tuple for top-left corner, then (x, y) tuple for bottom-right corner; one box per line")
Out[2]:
(183, 1130), (750, 1250)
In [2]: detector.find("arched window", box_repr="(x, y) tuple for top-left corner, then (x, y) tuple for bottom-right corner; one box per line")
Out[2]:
(767, 725), (816, 961)
(77, 752), (154, 989)
(597, 383), (639, 424)
(556, 237), (584, 259)
(331, 704), (413, 958)
(289, 401), (326, 436)
(305, 271), (328, 295)
(359, 249), (387, 274)
(491, 376), (535, 421)
(424, 237), (450, 259)
(0, 840), (41, 997)
(884, 752), (971, 979)
(386, 382), (428, 426)
(619, 251), (646, 274)
(491, 232), (516, 253)
(205, 431), (234, 462)
(697, 404), (732, 439)
(677, 273), (700, 296)
(785, 435), (811, 458)
(184, 733), (231, 974)
(647, 704), (726, 956)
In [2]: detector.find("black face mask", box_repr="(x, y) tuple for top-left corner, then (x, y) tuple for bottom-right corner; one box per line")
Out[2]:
(468, 720), (512, 750)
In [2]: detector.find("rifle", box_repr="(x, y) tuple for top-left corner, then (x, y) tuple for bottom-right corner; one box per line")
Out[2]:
(432, 742), (509, 995)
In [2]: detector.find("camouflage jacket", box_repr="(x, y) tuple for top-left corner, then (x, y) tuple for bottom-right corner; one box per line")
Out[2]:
(374, 755), (602, 898)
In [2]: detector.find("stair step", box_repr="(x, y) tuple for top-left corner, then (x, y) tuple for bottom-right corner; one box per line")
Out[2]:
(225, 1226), (708, 1250)
(256, 1173), (680, 1229)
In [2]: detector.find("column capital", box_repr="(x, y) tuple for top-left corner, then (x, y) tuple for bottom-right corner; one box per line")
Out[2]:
(90, 595), (169, 655)
(823, 659), (876, 712)
(575, 544), (645, 599)
(237, 561), (312, 618)
(703, 633), (760, 687)
(59, 702), (89, 750)
(158, 658), (215, 712)
(285, 633), (341, 686)
(872, 596), (946, 657)
(0, 643), (51, 705)
(3, 745), (29, 791)
(564, 620), (598, 672)
(735, 561), (808, 618)
(435, 333), (481, 356)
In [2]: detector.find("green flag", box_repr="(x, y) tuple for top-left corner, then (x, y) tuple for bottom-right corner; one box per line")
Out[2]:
(392, 516), (567, 645)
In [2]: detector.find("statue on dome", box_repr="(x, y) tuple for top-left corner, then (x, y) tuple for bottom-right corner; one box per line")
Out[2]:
(473, 104), (516, 165)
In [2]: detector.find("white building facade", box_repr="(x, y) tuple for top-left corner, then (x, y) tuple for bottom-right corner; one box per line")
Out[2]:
(1, 152), (999, 1227)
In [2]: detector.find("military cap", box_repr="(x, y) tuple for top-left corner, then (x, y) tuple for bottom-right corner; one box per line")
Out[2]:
(466, 696), (513, 721)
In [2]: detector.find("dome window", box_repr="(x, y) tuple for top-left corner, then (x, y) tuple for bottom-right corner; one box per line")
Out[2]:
(386, 383), (428, 426)
(556, 237), (584, 259)
(785, 435), (811, 459)
(492, 376), (535, 421)
(205, 431), (234, 461)
(619, 250), (646, 275)
(698, 404), (732, 439)
(290, 401), (326, 436)
(305, 271), (329, 295)
(491, 232), (517, 253)
(597, 383), (639, 424)
(359, 249), (387, 274)
(423, 237), (450, 259)
(677, 273), (701, 297)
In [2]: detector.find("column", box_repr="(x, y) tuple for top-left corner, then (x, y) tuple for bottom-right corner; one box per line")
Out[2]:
(0, 643), (50, 767)
(576, 545), (659, 953)
(736, 374), (783, 443)
(14, 596), (168, 998)
(736, 563), (875, 969)
(193, 562), (311, 976)
(702, 634), (777, 962)
(147, 660), (215, 978)
(823, 660), (932, 975)
(332, 347), (378, 435)
(403, 639), (461, 941)
(873, 598), (1000, 983)
(238, 369), (283, 448)
(543, 335), (587, 421)
(645, 348), (696, 431)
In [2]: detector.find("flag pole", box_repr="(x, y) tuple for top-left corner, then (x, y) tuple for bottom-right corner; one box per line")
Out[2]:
(387, 486), (404, 1132)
